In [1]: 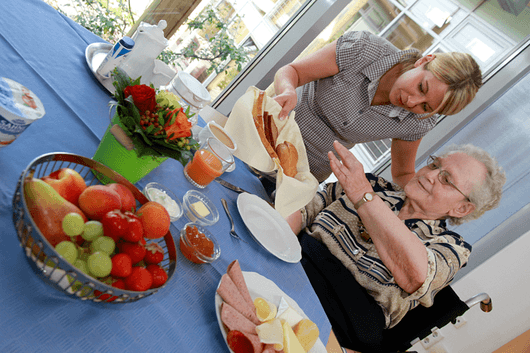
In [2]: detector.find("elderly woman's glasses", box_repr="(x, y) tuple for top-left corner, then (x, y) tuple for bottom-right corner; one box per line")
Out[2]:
(427, 155), (471, 202)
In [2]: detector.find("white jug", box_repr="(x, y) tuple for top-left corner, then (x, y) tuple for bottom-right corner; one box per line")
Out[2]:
(150, 60), (176, 88)
(118, 20), (170, 87)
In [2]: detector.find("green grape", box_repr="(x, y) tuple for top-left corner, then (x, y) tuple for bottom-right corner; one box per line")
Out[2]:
(90, 236), (116, 255)
(62, 213), (85, 236)
(55, 241), (78, 264)
(87, 252), (112, 277)
(82, 220), (103, 241)
(74, 259), (89, 274)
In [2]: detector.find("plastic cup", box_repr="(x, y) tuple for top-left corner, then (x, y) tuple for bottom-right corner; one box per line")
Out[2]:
(183, 138), (234, 188)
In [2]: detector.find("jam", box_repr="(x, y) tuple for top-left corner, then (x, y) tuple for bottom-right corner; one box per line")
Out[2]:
(180, 225), (214, 263)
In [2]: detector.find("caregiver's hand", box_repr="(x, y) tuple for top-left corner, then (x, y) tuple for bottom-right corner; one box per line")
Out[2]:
(273, 89), (297, 120)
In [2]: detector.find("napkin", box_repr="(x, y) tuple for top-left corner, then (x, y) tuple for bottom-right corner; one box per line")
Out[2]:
(224, 86), (318, 218)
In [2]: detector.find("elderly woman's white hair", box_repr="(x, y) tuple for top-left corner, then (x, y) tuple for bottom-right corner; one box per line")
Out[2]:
(441, 144), (506, 226)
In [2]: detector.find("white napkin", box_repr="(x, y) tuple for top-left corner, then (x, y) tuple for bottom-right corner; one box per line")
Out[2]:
(224, 86), (318, 218)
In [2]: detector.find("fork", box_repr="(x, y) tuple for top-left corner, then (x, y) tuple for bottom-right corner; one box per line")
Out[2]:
(221, 198), (248, 244)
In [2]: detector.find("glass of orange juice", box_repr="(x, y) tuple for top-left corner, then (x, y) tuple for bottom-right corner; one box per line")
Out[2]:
(184, 137), (234, 188)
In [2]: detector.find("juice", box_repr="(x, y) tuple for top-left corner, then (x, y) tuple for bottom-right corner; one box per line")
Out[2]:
(184, 149), (223, 187)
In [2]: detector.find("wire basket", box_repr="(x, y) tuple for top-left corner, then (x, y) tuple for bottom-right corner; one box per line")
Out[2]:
(12, 152), (178, 303)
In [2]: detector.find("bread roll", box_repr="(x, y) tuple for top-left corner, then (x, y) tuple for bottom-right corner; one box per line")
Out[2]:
(276, 141), (298, 177)
(293, 319), (319, 352)
(263, 112), (278, 148)
(252, 90), (278, 160)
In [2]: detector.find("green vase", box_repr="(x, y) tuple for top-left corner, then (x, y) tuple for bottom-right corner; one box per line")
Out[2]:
(92, 115), (167, 184)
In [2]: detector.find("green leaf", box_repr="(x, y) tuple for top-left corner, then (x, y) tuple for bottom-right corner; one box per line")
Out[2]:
(145, 124), (154, 134)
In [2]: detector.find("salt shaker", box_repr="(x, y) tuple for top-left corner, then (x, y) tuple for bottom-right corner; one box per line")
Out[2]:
(97, 36), (135, 78)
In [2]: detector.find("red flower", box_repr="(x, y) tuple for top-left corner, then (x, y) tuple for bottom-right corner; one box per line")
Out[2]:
(164, 109), (192, 140)
(124, 85), (156, 114)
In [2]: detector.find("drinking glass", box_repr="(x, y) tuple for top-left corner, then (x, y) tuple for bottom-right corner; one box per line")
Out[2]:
(184, 137), (234, 188)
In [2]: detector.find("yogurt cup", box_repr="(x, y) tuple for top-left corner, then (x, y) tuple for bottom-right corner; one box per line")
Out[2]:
(0, 77), (45, 148)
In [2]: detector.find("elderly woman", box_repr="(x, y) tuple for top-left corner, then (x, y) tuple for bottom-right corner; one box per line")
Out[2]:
(274, 31), (482, 186)
(286, 141), (505, 353)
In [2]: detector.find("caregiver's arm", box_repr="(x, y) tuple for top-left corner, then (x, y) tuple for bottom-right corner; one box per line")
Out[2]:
(273, 40), (339, 120)
(286, 210), (303, 235)
(329, 141), (428, 294)
(391, 138), (421, 189)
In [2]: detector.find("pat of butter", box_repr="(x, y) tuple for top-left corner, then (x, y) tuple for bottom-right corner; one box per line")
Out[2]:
(191, 201), (210, 218)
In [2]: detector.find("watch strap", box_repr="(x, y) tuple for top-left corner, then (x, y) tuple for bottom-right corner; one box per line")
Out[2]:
(354, 192), (376, 210)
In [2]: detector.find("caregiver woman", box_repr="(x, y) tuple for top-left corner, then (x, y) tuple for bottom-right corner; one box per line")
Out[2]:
(273, 30), (482, 186)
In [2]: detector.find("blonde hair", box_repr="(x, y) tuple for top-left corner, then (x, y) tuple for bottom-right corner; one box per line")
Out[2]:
(400, 52), (482, 117)
(440, 144), (506, 226)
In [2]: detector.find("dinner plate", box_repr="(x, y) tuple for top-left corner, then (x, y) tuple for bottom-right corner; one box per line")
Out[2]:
(214, 271), (326, 353)
(237, 193), (301, 263)
(85, 42), (116, 94)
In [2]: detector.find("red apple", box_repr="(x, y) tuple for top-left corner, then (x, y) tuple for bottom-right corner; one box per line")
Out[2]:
(107, 183), (137, 213)
(78, 185), (122, 220)
(42, 168), (87, 207)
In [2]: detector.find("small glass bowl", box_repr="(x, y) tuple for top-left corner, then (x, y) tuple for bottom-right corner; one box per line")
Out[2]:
(182, 190), (219, 226)
(143, 182), (183, 222)
(179, 223), (221, 264)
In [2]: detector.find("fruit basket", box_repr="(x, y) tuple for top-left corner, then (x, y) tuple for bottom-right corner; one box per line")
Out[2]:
(12, 152), (178, 303)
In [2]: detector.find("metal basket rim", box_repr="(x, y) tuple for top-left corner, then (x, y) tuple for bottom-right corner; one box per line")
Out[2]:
(15, 152), (178, 302)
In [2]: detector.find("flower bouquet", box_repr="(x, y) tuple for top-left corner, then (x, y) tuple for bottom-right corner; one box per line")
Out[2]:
(92, 69), (200, 184)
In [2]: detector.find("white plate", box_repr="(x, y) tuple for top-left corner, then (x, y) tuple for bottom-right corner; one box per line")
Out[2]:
(215, 271), (326, 353)
(85, 42), (116, 94)
(237, 193), (301, 263)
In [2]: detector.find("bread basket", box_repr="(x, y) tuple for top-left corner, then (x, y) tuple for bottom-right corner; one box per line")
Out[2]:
(12, 152), (178, 303)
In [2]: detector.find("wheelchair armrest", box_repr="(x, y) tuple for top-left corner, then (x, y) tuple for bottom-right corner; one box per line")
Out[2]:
(464, 292), (492, 312)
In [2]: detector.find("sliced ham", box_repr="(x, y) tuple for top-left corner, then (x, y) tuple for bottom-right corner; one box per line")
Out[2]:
(222, 302), (257, 334)
(227, 260), (255, 308)
(263, 344), (282, 352)
(218, 273), (260, 325)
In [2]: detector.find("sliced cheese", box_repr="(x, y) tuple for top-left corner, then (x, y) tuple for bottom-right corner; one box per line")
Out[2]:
(191, 200), (210, 217)
(277, 307), (303, 329)
(256, 318), (283, 347)
(282, 320), (306, 353)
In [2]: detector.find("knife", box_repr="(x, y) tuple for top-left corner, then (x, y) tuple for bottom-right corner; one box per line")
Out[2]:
(215, 178), (274, 207)
(215, 178), (249, 194)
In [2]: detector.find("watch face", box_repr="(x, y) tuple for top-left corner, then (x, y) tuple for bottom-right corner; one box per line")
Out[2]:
(365, 193), (373, 201)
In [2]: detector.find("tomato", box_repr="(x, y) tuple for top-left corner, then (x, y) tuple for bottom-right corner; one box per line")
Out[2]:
(110, 253), (132, 278)
(100, 210), (128, 242)
(144, 243), (164, 265)
(146, 264), (168, 288)
(124, 267), (153, 291)
(227, 331), (253, 353)
(122, 212), (144, 242)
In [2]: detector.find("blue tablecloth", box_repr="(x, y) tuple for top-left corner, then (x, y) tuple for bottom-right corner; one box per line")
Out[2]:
(0, 1), (331, 352)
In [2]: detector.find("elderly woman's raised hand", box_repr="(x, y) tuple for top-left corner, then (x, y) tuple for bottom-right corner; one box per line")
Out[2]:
(328, 141), (374, 204)
(273, 89), (298, 120)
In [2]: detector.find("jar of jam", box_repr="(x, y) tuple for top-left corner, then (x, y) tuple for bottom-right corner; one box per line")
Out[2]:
(180, 223), (220, 263)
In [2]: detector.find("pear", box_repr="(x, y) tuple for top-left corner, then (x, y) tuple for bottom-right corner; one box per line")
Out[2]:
(24, 176), (88, 248)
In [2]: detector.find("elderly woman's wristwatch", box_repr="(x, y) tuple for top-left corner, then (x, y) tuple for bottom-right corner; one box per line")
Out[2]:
(354, 192), (376, 210)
